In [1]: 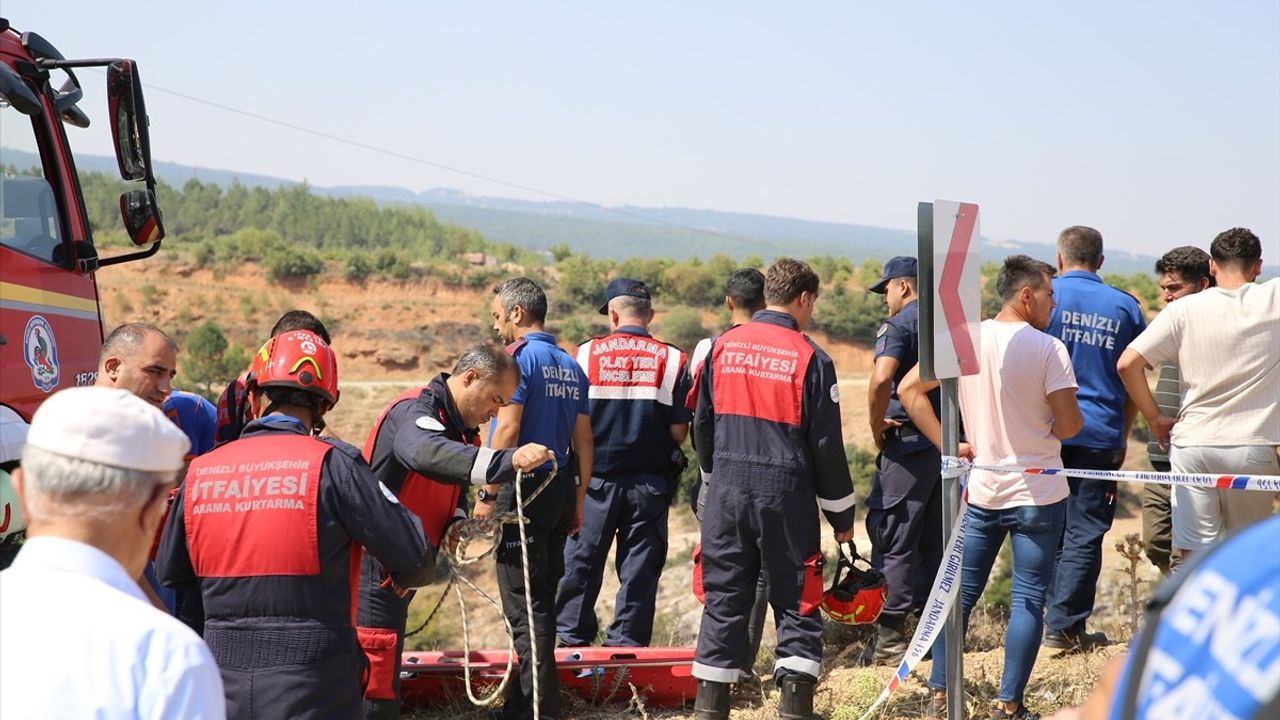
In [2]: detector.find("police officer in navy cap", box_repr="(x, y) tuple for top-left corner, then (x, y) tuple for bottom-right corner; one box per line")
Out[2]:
(861, 255), (943, 666)
(556, 278), (692, 649)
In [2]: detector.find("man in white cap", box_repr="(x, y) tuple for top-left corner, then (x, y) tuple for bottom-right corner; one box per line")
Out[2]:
(0, 387), (225, 719)
(0, 407), (30, 570)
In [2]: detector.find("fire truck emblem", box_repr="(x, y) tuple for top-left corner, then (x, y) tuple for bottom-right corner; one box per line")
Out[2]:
(22, 315), (61, 393)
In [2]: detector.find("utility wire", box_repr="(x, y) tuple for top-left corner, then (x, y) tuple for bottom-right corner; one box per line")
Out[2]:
(139, 80), (734, 240)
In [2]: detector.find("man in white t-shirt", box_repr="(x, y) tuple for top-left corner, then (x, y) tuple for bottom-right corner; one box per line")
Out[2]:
(900, 255), (1082, 720)
(1119, 227), (1280, 555)
(0, 387), (225, 719)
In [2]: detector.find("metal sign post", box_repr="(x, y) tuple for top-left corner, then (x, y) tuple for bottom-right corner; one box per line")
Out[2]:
(918, 200), (981, 720)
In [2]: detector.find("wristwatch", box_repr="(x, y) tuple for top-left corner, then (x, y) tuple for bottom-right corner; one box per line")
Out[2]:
(476, 487), (496, 504)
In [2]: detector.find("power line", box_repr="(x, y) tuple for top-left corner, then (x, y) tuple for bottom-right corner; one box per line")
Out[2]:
(138, 80), (734, 240)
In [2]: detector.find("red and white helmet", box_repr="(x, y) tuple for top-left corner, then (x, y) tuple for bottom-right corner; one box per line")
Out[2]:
(821, 542), (887, 625)
(248, 330), (339, 409)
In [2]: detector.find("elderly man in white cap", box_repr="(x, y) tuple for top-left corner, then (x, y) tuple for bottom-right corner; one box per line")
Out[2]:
(0, 387), (226, 719)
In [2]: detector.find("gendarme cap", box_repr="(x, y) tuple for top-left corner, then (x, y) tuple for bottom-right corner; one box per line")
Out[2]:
(598, 278), (651, 315)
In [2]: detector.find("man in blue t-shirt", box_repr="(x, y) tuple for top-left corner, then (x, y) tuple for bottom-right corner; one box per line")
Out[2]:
(862, 256), (943, 666)
(1043, 226), (1146, 651)
(477, 277), (591, 720)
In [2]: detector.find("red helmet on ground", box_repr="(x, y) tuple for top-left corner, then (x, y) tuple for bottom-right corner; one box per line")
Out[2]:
(249, 330), (340, 409)
(821, 542), (887, 625)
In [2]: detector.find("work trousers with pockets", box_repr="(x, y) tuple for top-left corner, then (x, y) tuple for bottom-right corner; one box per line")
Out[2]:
(693, 474), (824, 684)
(357, 552), (415, 720)
(695, 476), (768, 677)
(864, 436), (943, 623)
(556, 471), (670, 647)
(495, 470), (575, 720)
(1046, 446), (1124, 634)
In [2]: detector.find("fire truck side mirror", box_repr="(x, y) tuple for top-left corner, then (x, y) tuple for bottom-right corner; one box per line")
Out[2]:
(119, 188), (165, 246)
(106, 59), (152, 184)
(0, 63), (42, 116)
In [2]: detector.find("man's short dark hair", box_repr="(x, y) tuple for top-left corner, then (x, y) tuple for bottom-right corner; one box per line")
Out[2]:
(99, 323), (177, 365)
(1057, 226), (1104, 269)
(493, 277), (548, 324)
(271, 310), (331, 344)
(1155, 246), (1213, 286)
(764, 258), (820, 306)
(453, 342), (519, 383)
(1210, 227), (1262, 269)
(996, 255), (1056, 301)
(725, 268), (766, 312)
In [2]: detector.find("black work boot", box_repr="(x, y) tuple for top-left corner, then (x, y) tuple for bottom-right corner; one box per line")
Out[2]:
(857, 615), (908, 666)
(778, 674), (824, 720)
(693, 679), (731, 720)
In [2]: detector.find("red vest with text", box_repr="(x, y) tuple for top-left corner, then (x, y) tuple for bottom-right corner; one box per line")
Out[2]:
(183, 434), (327, 577)
(711, 322), (813, 426)
(362, 387), (471, 547)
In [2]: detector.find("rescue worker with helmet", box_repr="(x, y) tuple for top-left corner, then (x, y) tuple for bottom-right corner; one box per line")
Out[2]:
(215, 310), (331, 447)
(357, 343), (556, 720)
(691, 258), (857, 720)
(556, 278), (692, 649)
(861, 256), (943, 665)
(156, 330), (436, 719)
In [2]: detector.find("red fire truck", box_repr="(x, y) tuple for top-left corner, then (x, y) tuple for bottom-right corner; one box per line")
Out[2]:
(1, 18), (164, 420)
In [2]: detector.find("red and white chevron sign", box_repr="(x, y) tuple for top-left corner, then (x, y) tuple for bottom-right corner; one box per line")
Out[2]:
(932, 200), (981, 378)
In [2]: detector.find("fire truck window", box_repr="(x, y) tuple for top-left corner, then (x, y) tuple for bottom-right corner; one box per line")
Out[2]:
(1, 105), (64, 264)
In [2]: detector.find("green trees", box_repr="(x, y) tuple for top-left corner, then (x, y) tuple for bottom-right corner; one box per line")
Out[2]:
(181, 320), (250, 399)
(813, 285), (886, 342)
(657, 307), (707, 353)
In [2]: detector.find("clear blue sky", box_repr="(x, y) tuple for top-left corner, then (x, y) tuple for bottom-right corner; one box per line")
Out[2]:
(6, 1), (1278, 257)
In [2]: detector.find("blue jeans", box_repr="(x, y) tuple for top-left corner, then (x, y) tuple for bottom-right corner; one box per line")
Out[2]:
(928, 500), (1066, 702)
(1046, 446), (1123, 633)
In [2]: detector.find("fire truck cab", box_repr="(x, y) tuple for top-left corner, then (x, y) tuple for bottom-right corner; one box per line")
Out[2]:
(0, 17), (164, 421)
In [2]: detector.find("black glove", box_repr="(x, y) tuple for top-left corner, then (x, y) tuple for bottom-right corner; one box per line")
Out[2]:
(665, 448), (689, 506)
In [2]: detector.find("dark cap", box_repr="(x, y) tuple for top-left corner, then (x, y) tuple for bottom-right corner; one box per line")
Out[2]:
(869, 256), (918, 294)
(599, 278), (651, 314)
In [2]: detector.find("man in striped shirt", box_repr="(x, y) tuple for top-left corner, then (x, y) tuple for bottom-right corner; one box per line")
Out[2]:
(1140, 246), (1212, 576)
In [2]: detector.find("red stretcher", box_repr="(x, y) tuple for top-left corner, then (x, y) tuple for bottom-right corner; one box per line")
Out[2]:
(399, 646), (697, 709)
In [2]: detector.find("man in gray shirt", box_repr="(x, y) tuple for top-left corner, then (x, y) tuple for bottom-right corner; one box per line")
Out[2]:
(1141, 246), (1212, 576)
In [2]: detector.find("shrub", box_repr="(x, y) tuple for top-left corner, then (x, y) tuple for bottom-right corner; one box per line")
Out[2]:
(264, 245), (324, 281)
(657, 307), (706, 353)
(813, 285), (885, 342)
(344, 252), (373, 282)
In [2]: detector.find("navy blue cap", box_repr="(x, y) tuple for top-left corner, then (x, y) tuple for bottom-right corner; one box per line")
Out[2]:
(599, 278), (651, 314)
(869, 256), (918, 294)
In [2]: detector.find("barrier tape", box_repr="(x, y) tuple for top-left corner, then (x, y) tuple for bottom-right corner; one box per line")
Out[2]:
(946, 457), (1280, 492)
(858, 490), (968, 720)
(856, 458), (1279, 719)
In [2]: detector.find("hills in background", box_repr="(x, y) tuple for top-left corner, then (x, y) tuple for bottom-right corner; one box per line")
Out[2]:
(3, 147), (1215, 275)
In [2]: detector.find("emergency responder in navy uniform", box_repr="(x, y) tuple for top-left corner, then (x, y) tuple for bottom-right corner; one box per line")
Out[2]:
(692, 259), (857, 720)
(861, 256), (943, 666)
(687, 268), (770, 687)
(555, 279), (692, 648)
(156, 330), (436, 720)
(357, 344), (555, 720)
(215, 310), (330, 447)
(477, 277), (593, 720)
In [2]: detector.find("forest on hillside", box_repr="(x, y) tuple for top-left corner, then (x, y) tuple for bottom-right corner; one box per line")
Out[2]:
(77, 171), (1167, 353)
